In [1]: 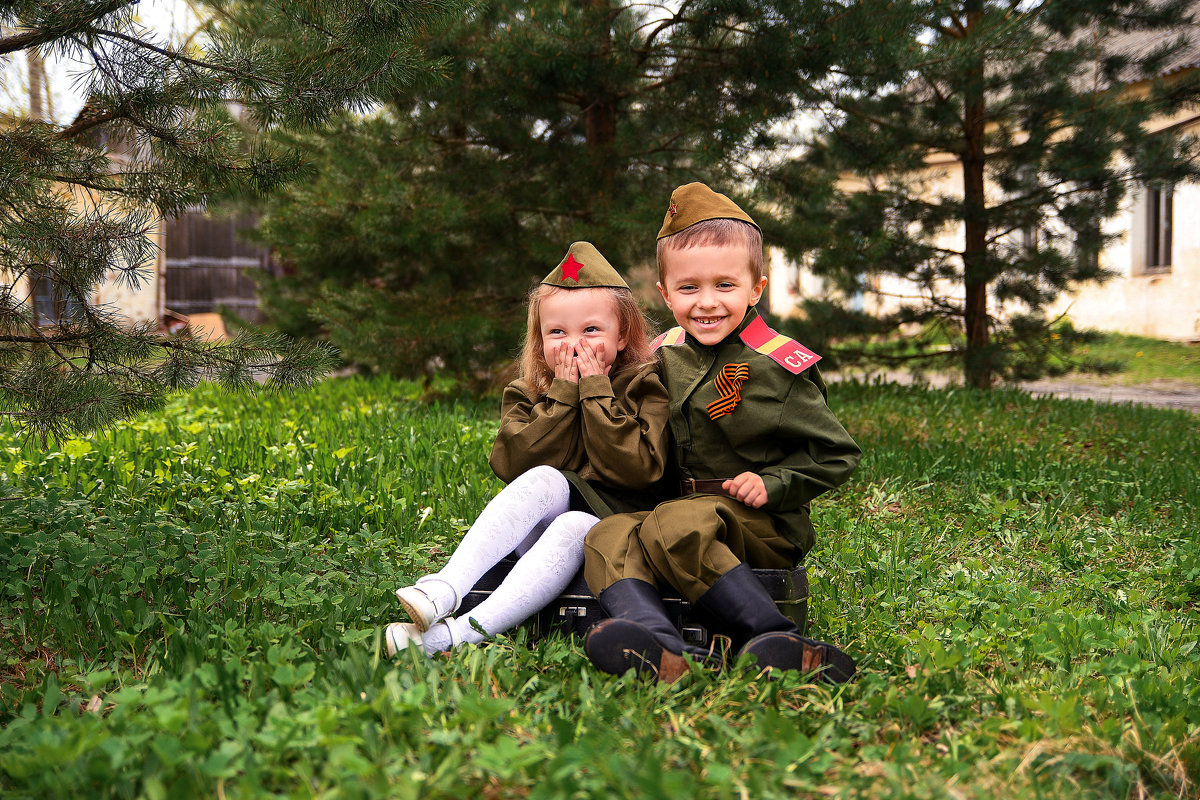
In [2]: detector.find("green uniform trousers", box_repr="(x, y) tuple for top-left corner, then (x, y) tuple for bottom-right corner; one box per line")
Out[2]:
(583, 494), (799, 601)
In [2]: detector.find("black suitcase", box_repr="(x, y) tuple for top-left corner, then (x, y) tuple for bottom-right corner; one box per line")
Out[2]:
(458, 557), (809, 648)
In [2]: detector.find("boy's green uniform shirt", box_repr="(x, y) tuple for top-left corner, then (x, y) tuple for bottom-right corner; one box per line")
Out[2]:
(658, 308), (861, 555)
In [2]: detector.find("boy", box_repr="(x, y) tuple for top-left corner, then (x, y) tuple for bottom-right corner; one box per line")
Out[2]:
(582, 183), (861, 684)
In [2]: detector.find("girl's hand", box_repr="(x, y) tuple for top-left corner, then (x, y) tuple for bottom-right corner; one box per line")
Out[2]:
(554, 342), (579, 382)
(575, 340), (610, 377)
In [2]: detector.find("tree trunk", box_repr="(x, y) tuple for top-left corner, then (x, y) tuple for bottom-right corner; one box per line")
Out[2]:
(584, 0), (616, 207)
(960, 1), (991, 389)
(27, 50), (44, 121)
(585, 100), (616, 158)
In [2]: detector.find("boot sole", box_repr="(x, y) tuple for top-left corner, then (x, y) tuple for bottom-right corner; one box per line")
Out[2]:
(395, 587), (439, 632)
(585, 619), (690, 683)
(741, 632), (856, 683)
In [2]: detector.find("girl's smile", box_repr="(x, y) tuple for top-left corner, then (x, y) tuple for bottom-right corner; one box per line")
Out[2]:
(538, 288), (627, 372)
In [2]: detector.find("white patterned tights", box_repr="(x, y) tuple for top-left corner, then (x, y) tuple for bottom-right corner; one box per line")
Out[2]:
(411, 465), (597, 654)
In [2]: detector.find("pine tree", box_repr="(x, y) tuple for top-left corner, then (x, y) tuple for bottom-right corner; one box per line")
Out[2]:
(765, 0), (1200, 388)
(0, 0), (464, 439)
(252, 0), (824, 380)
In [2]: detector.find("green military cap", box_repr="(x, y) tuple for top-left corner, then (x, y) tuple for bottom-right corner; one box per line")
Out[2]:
(657, 182), (760, 239)
(541, 241), (630, 289)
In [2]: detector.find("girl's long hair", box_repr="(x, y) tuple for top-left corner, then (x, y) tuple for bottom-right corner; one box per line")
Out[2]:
(518, 285), (657, 396)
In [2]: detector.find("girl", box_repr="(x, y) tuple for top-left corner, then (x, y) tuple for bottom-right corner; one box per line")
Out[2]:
(386, 242), (668, 656)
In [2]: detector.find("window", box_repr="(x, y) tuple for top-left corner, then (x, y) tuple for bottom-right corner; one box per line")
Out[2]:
(1020, 225), (1039, 253)
(31, 270), (85, 326)
(1145, 184), (1173, 273)
(1073, 222), (1101, 273)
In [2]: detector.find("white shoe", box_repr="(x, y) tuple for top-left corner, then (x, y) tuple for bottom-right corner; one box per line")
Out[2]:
(384, 622), (426, 657)
(395, 581), (458, 631)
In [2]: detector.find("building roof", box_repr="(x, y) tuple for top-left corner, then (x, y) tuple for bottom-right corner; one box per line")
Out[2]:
(1104, 21), (1200, 80)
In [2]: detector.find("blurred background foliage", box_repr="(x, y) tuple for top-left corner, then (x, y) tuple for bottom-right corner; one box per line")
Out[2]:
(249, 0), (833, 381)
(249, 0), (1200, 389)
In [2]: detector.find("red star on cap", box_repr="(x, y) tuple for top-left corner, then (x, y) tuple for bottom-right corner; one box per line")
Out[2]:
(668, 200), (677, 216)
(560, 253), (582, 282)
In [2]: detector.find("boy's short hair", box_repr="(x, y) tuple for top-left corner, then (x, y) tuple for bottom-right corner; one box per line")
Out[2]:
(656, 218), (764, 286)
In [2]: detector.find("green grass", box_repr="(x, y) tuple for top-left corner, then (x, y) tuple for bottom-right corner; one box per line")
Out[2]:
(1068, 332), (1200, 387)
(829, 328), (1200, 388)
(1, 377), (1197, 798)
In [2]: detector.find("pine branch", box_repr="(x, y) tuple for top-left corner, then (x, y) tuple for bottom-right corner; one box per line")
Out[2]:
(278, 0), (339, 39)
(631, 1), (687, 58)
(0, 334), (90, 344)
(2, 0), (463, 438)
(0, 0), (134, 55)
(89, 26), (289, 88)
(56, 109), (123, 140)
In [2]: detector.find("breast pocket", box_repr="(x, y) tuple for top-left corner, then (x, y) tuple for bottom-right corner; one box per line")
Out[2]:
(701, 363), (784, 466)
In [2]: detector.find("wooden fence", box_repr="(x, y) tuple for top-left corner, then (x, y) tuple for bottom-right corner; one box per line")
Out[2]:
(165, 213), (273, 323)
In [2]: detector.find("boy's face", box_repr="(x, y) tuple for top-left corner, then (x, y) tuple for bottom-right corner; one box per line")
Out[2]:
(656, 243), (767, 346)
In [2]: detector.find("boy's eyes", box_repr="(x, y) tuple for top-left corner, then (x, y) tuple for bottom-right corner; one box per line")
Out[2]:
(675, 282), (735, 291)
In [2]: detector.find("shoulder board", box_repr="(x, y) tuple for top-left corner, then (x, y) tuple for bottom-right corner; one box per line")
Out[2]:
(651, 327), (686, 350)
(738, 315), (821, 375)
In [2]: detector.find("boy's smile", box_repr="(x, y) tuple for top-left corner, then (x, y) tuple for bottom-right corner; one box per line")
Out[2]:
(656, 243), (767, 346)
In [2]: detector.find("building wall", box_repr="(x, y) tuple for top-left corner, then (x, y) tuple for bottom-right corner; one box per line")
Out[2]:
(770, 118), (1200, 343)
(0, 115), (163, 328)
(1045, 151), (1200, 342)
(0, 208), (162, 327)
(89, 209), (165, 326)
(65, 184), (164, 326)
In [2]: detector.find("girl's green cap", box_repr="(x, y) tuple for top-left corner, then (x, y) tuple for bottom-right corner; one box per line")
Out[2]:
(541, 241), (630, 289)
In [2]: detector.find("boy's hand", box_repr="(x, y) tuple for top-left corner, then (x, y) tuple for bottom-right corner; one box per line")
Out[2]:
(723, 472), (768, 508)
(575, 340), (611, 377)
(553, 342), (579, 383)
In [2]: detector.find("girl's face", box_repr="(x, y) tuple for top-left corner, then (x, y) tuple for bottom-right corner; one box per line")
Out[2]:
(539, 288), (627, 371)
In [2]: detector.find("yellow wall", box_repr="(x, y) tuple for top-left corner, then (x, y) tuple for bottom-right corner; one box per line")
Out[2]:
(771, 114), (1200, 342)
(47, 186), (163, 326)
(88, 209), (165, 326)
(1045, 117), (1200, 341)
(0, 118), (164, 328)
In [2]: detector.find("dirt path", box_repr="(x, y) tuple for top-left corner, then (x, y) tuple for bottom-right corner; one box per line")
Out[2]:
(1019, 378), (1200, 413)
(831, 371), (1200, 413)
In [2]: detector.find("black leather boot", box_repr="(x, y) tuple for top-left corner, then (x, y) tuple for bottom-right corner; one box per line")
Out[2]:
(585, 579), (711, 683)
(696, 564), (856, 684)
(695, 564), (797, 649)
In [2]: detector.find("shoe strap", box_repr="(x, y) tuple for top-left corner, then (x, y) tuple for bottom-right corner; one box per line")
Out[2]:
(414, 576), (462, 617)
(431, 620), (460, 649)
